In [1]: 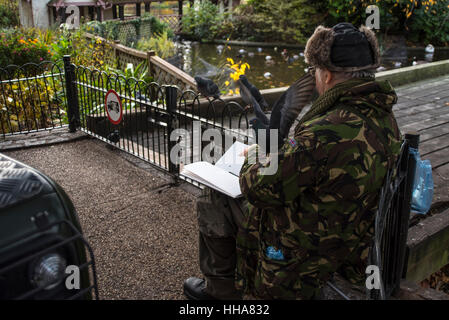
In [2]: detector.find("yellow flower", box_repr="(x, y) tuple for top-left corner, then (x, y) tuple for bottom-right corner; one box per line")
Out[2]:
(227, 58), (235, 64)
(230, 73), (239, 81)
(235, 88), (240, 95)
(225, 81), (230, 86)
(228, 89), (234, 95)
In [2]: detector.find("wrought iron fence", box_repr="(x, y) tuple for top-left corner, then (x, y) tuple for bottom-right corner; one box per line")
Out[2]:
(0, 61), (68, 136)
(64, 55), (254, 178)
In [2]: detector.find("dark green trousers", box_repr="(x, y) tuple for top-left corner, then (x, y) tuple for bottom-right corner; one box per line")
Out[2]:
(196, 188), (247, 299)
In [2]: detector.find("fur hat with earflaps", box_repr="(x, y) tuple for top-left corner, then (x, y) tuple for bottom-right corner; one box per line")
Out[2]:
(304, 22), (380, 72)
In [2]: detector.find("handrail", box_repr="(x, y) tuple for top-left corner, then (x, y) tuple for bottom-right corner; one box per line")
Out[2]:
(84, 33), (196, 90)
(149, 55), (196, 88)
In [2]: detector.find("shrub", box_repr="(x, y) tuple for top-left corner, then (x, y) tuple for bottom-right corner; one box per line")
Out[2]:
(237, 0), (324, 44)
(326, 0), (449, 45)
(0, 28), (52, 66)
(136, 31), (175, 59)
(0, 3), (19, 28)
(407, 0), (449, 45)
(0, 75), (66, 133)
(181, 0), (225, 40)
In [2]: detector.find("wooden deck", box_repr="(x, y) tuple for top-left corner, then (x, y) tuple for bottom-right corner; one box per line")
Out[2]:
(394, 75), (449, 208)
(394, 74), (449, 283)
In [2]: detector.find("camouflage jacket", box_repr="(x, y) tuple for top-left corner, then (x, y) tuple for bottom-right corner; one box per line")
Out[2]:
(236, 78), (402, 299)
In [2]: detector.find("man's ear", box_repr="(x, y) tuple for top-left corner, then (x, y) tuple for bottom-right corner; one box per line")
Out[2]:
(324, 69), (333, 84)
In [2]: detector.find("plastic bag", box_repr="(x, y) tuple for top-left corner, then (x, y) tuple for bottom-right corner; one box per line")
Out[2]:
(410, 147), (434, 215)
(266, 246), (285, 260)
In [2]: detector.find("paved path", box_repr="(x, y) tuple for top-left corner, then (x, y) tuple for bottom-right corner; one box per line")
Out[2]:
(4, 138), (201, 300)
(1, 75), (449, 299)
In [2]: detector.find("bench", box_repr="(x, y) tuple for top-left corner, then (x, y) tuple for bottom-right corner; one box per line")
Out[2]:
(325, 132), (420, 300)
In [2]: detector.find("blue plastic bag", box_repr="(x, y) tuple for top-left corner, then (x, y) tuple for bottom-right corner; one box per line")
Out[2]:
(410, 147), (434, 215)
(266, 246), (285, 261)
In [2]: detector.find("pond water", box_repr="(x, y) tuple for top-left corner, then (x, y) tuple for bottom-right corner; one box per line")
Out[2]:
(169, 41), (449, 93)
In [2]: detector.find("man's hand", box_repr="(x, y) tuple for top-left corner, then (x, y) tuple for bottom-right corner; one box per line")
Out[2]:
(240, 144), (258, 157)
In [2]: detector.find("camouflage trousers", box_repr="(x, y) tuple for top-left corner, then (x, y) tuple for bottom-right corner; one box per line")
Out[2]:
(196, 188), (247, 300)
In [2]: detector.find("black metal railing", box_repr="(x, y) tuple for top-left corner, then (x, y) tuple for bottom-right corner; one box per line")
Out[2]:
(64, 55), (254, 179)
(0, 61), (68, 136)
(175, 89), (254, 185)
(1, 56), (255, 180)
(368, 132), (419, 300)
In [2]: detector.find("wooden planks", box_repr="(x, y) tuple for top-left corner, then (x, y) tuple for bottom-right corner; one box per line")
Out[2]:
(395, 75), (449, 283)
(394, 75), (449, 170)
(406, 208), (449, 282)
(432, 163), (449, 204)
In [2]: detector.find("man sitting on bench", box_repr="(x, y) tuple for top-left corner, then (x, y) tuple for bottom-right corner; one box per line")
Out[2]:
(183, 22), (403, 300)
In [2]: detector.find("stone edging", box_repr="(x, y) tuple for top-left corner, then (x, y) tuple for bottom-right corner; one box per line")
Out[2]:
(0, 127), (89, 152)
(255, 59), (449, 105)
(204, 39), (449, 52)
(375, 59), (449, 87)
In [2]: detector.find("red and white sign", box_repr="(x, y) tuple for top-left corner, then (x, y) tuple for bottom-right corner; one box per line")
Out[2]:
(105, 89), (123, 125)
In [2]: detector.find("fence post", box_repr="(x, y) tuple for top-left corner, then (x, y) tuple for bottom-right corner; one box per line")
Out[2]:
(165, 85), (179, 176)
(147, 50), (156, 81)
(63, 55), (80, 132)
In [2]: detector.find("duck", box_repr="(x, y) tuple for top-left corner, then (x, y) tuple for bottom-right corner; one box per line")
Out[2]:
(425, 44), (435, 54)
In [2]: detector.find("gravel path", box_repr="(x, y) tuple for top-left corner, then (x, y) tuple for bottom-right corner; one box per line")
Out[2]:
(4, 138), (202, 300)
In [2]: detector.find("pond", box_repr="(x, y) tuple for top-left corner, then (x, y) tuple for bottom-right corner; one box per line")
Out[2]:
(169, 41), (449, 94)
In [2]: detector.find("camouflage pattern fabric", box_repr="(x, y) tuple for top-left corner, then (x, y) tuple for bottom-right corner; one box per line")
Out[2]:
(236, 78), (402, 299)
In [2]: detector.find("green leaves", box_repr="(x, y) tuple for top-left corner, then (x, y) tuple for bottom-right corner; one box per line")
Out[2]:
(0, 3), (19, 28)
(0, 28), (52, 66)
(181, 0), (225, 41)
(136, 31), (175, 59)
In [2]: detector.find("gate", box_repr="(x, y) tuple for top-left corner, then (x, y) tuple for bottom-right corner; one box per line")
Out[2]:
(62, 56), (255, 181)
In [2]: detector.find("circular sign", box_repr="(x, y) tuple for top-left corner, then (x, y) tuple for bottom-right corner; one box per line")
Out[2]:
(105, 89), (123, 125)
